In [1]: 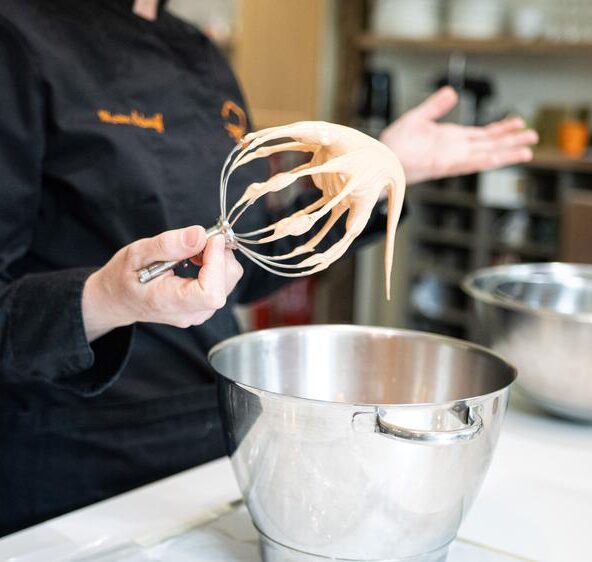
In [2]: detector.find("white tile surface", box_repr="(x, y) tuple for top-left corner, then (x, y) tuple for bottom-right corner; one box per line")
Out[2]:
(458, 390), (592, 562)
(1, 391), (591, 562)
(145, 506), (531, 562)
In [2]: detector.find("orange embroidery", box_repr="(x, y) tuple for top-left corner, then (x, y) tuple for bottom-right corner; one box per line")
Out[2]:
(97, 110), (165, 134)
(221, 100), (247, 142)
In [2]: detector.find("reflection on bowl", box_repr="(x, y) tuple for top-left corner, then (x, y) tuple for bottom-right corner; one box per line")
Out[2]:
(463, 262), (592, 422)
(210, 325), (515, 561)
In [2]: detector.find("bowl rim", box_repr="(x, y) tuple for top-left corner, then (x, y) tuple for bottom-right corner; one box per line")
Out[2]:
(208, 324), (517, 407)
(462, 262), (592, 324)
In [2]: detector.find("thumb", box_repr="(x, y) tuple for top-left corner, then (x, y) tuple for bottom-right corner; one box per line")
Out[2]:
(411, 86), (458, 121)
(127, 225), (207, 270)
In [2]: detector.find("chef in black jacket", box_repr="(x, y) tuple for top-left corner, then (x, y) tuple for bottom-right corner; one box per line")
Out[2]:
(0, 0), (538, 536)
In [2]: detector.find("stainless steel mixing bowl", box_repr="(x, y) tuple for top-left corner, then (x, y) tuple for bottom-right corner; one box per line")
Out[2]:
(209, 325), (516, 562)
(463, 262), (592, 422)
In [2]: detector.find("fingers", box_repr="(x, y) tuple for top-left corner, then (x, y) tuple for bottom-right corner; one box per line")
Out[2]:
(492, 146), (535, 167)
(469, 117), (539, 145)
(508, 128), (539, 148)
(464, 117), (537, 172)
(475, 128), (539, 154)
(412, 86), (459, 121)
(101, 228), (243, 330)
(464, 146), (534, 175)
(192, 235), (228, 309)
(126, 225), (207, 270)
(170, 238), (243, 326)
(189, 246), (243, 297)
(224, 249), (244, 295)
(483, 116), (528, 137)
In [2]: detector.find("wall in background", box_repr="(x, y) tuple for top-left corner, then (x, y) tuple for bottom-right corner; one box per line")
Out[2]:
(370, 52), (592, 120)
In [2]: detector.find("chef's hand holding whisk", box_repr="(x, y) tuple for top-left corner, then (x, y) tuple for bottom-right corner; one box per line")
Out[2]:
(81, 225), (242, 342)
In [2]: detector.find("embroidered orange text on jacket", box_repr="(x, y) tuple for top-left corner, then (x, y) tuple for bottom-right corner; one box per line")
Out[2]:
(97, 110), (165, 134)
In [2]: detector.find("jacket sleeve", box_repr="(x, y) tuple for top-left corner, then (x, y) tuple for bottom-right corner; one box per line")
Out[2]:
(0, 17), (132, 396)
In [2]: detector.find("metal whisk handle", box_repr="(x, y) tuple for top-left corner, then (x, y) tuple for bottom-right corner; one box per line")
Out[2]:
(137, 219), (234, 284)
(137, 259), (183, 284)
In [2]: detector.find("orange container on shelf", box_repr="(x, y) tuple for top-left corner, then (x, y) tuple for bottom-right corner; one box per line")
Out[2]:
(557, 119), (589, 157)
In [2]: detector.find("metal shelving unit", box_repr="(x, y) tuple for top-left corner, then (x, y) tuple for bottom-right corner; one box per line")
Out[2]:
(406, 154), (592, 338)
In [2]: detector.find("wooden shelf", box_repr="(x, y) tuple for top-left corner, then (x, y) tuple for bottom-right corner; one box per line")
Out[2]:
(528, 149), (592, 174)
(412, 186), (478, 208)
(412, 261), (466, 284)
(416, 227), (474, 249)
(356, 34), (592, 56)
(493, 241), (556, 259)
(481, 201), (558, 217)
(526, 201), (559, 217)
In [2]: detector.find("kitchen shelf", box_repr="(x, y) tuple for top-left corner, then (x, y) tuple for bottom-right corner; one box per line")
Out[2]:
(356, 34), (592, 56)
(415, 227), (474, 249)
(525, 201), (559, 217)
(412, 186), (478, 208)
(411, 261), (466, 285)
(482, 201), (558, 217)
(493, 241), (556, 258)
(528, 149), (592, 174)
(336, 1), (592, 334)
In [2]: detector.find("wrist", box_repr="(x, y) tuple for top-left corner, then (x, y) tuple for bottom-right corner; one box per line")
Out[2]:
(82, 270), (130, 342)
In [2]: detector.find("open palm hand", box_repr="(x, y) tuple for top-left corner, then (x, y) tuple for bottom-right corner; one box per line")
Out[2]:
(380, 86), (539, 185)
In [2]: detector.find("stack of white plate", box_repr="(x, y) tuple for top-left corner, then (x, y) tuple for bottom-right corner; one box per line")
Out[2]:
(446, 0), (505, 39)
(370, 0), (441, 39)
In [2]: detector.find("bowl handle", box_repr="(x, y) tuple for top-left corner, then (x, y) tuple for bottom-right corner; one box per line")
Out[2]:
(352, 407), (483, 444)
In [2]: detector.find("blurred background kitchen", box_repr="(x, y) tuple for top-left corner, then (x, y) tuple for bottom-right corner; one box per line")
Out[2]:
(170, 0), (592, 340)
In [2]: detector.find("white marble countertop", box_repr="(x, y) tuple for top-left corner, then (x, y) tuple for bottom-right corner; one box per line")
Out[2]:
(1, 390), (591, 562)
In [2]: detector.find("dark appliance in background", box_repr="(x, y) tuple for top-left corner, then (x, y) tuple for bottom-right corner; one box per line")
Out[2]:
(436, 52), (494, 127)
(356, 70), (393, 138)
(436, 54), (494, 127)
(435, 75), (493, 126)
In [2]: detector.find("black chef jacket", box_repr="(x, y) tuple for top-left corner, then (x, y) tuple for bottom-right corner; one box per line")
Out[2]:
(0, 0), (388, 535)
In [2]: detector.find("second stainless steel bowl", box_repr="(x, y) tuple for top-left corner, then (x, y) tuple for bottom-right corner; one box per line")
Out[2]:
(463, 262), (592, 422)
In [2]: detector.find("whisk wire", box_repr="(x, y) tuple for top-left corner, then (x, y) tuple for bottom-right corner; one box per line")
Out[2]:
(138, 137), (330, 283)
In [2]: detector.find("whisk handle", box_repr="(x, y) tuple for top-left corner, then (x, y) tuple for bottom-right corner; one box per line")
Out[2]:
(137, 224), (222, 284)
